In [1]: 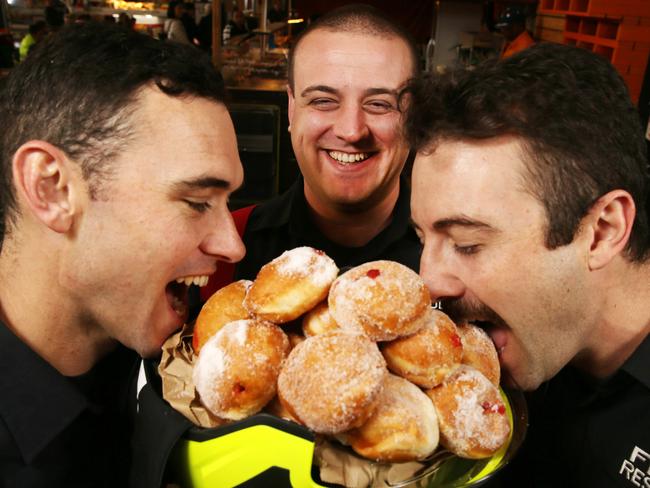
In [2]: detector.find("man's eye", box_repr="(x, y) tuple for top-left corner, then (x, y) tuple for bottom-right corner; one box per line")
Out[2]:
(365, 100), (394, 114)
(185, 200), (212, 213)
(309, 98), (337, 109)
(454, 244), (481, 256)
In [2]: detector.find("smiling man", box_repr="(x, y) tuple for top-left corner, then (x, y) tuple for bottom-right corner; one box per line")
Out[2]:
(0, 23), (244, 486)
(208, 4), (421, 292)
(405, 43), (649, 487)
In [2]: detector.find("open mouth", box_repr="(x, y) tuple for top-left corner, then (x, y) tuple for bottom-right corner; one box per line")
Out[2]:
(327, 150), (377, 165)
(165, 275), (211, 319)
(467, 320), (507, 357)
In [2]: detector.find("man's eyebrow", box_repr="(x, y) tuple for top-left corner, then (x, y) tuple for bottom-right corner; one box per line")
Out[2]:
(300, 85), (338, 97)
(300, 85), (398, 98)
(433, 216), (498, 232)
(364, 87), (399, 98)
(172, 176), (233, 192)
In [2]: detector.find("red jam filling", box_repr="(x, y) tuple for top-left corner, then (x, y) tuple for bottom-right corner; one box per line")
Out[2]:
(366, 269), (381, 279)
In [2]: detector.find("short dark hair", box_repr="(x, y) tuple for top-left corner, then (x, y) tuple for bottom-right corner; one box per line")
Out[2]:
(287, 3), (418, 91)
(0, 22), (225, 249)
(404, 42), (650, 262)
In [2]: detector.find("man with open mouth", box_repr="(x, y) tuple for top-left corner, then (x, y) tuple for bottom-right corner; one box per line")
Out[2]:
(0, 22), (244, 487)
(406, 43), (649, 487)
(200, 4), (422, 302)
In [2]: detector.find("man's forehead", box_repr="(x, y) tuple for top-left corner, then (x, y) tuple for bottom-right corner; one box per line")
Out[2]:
(293, 29), (413, 78)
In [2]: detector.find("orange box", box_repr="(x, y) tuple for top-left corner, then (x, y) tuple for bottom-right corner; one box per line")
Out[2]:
(622, 73), (643, 102)
(612, 46), (650, 65)
(617, 23), (650, 41)
(590, 0), (650, 18)
(633, 40), (650, 50)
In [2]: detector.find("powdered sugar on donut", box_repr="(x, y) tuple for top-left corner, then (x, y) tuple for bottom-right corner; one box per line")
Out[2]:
(277, 332), (387, 434)
(429, 365), (510, 458)
(328, 261), (431, 341)
(274, 247), (338, 286)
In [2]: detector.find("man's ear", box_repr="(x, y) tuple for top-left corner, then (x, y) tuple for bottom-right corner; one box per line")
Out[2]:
(12, 141), (80, 233)
(584, 190), (636, 270)
(287, 84), (295, 132)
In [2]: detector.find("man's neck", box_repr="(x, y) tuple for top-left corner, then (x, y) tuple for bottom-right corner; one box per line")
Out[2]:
(304, 184), (401, 248)
(573, 259), (650, 378)
(0, 237), (114, 377)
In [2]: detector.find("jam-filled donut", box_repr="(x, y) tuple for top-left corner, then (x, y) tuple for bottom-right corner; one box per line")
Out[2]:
(426, 366), (510, 459)
(192, 279), (252, 354)
(458, 323), (501, 386)
(342, 374), (440, 462)
(244, 247), (338, 324)
(328, 260), (431, 341)
(193, 319), (289, 421)
(302, 301), (340, 337)
(277, 331), (387, 435)
(382, 309), (463, 388)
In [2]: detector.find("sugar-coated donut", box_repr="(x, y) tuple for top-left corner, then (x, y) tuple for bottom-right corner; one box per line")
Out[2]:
(192, 279), (252, 354)
(328, 260), (431, 341)
(277, 331), (387, 435)
(193, 319), (289, 421)
(426, 366), (510, 459)
(264, 395), (301, 424)
(302, 301), (339, 337)
(342, 374), (440, 462)
(457, 323), (500, 386)
(245, 247), (339, 324)
(382, 309), (463, 388)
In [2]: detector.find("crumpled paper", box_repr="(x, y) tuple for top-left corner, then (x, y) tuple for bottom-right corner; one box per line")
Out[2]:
(315, 438), (425, 488)
(158, 322), (224, 428)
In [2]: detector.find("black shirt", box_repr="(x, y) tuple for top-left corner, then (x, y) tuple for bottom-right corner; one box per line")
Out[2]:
(0, 321), (139, 488)
(234, 177), (421, 281)
(500, 333), (650, 487)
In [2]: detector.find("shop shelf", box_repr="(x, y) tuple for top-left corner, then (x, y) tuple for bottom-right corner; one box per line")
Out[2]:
(596, 20), (619, 39)
(569, 0), (589, 13)
(566, 16), (580, 33)
(580, 18), (598, 35)
(594, 44), (614, 61)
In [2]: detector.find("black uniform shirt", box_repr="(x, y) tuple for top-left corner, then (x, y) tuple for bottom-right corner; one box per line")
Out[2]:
(234, 176), (422, 281)
(0, 321), (138, 488)
(503, 333), (650, 487)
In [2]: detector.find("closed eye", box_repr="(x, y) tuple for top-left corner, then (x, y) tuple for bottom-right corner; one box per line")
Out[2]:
(454, 244), (481, 256)
(184, 200), (212, 213)
(309, 98), (338, 110)
(364, 100), (394, 114)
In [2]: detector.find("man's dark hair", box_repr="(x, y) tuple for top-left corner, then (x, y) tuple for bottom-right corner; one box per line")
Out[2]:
(404, 42), (650, 262)
(0, 22), (225, 249)
(287, 3), (418, 91)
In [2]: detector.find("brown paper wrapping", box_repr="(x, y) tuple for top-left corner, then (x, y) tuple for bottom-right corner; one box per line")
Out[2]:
(158, 323), (224, 428)
(158, 323), (425, 487)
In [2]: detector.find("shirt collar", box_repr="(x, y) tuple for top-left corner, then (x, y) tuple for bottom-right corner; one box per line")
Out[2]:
(0, 321), (89, 463)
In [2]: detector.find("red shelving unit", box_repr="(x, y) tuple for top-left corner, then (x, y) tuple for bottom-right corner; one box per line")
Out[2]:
(538, 0), (650, 102)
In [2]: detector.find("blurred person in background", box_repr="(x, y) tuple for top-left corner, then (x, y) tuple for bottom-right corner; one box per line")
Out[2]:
(495, 5), (535, 59)
(19, 20), (47, 62)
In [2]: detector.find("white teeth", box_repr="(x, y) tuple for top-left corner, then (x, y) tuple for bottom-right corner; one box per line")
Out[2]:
(328, 150), (369, 164)
(174, 275), (210, 287)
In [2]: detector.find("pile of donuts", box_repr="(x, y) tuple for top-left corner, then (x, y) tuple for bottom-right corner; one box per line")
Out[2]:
(191, 246), (510, 463)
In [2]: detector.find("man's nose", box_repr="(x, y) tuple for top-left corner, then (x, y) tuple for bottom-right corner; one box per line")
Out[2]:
(200, 212), (246, 264)
(419, 245), (466, 302)
(332, 103), (370, 143)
